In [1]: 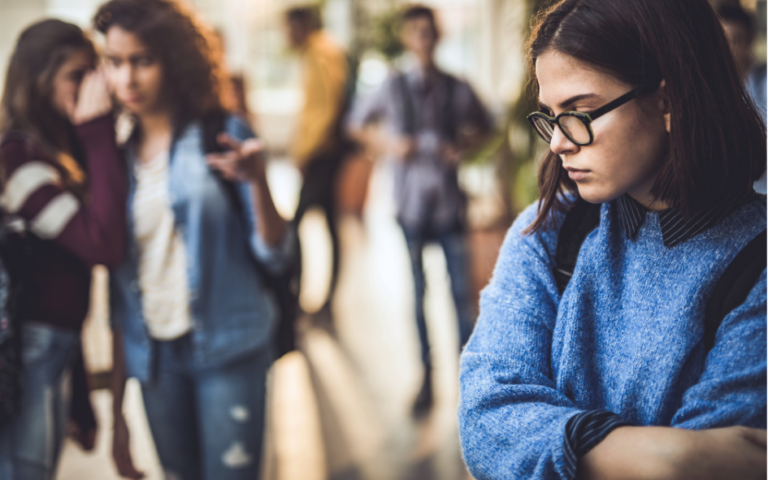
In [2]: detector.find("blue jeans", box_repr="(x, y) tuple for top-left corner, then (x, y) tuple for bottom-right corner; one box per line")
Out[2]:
(140, 335), (271, 480)
(402, 226), (475, 369)
(0, 321), (80, 480)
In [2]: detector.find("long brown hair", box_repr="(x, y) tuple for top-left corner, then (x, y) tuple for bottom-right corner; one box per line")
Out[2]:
(525, 0), (766, 233)
(93, 0), (227, 134)
(0, 19), (96, 157)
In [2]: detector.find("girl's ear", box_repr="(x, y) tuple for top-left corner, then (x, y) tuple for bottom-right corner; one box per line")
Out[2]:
(659, 79), (672, 133)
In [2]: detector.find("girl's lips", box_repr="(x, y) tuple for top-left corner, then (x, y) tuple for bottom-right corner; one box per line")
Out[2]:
(121, 94), (143, 105)
(565, 167), (590, 181)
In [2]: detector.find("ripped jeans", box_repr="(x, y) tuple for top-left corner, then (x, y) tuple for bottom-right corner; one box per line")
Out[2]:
(140, 335), (270, 480)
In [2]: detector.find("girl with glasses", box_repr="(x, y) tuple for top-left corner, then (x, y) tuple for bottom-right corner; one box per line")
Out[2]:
(459, 0), (766, 479)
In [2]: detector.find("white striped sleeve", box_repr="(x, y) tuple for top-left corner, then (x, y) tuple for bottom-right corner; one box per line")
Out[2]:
(1, 161), (60, 214)
(29, 192), (79, 239)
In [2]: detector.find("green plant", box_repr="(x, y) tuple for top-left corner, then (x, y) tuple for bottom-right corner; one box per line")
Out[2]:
(369, 7), (404, 61)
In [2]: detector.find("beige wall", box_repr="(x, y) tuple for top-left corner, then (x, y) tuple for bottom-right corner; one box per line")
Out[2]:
(0, 0), (46, 85)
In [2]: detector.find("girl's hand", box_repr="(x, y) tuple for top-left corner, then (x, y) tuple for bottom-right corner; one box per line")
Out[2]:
(112, 413), (145, 479)
(205, 133), (267, 183)
(672, 427), (766, 480)
(68, 419), (97, 451)
(66, 69), (112, 125)
(581, 426), (767, 480)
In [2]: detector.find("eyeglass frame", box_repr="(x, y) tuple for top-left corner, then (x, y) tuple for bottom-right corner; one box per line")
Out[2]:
(526, 83), (659, 146)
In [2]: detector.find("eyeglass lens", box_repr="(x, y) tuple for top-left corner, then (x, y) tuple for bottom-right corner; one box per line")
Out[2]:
(531, 115), (591, 145)
(531, 116), (554, 142)
(558, 115), (591, 144)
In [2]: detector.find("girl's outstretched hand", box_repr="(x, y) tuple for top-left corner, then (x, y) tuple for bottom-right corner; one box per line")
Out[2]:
(205, 133), (267, 183)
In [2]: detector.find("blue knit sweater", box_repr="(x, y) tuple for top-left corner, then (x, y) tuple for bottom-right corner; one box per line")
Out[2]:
(458, 197), (767, 480)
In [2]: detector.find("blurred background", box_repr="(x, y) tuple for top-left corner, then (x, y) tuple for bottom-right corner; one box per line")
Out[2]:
(0, 0), (764, 478)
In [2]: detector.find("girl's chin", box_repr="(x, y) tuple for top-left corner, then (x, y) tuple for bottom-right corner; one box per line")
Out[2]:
(576, 185), (619, 205)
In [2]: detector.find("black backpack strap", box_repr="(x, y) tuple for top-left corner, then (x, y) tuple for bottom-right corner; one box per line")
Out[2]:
(441, 74), (457, 141)
(703, 229), (767, 352)
(202, 112), (227, 155)
(202, 113), (247, 219)
(554, 198), (602, 294)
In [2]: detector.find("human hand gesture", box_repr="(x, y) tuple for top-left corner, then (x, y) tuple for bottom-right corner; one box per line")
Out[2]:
(65, 69), (112, 125)
(205, 133), (267, 183)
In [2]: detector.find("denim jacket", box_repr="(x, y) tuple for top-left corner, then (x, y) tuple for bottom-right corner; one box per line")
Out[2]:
(110, 116), (292, 381)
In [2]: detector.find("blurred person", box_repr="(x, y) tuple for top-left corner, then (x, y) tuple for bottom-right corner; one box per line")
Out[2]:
(719, 4), (766, 118)
(286, 5), (350, 315)
(719, 4), (767, 193)
(347, 5), (493, 413)
(459, 1), (766, 479)
(0, 19), (127, 479)
(93, 0), (291, 478)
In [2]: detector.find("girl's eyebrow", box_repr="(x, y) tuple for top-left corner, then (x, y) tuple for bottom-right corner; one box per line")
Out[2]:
(539, 93), (600, 113)
(103, 50), (152, 59)
(558, 93), (599, 109)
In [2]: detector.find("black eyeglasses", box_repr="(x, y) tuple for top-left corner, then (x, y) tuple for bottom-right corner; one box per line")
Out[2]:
(527, 84), (658, 146)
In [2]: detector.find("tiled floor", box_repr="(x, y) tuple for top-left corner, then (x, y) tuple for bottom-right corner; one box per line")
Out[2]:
(56, 159), (475, 480)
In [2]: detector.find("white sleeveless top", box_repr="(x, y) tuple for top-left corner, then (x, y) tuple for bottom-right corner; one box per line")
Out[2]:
(132, 150), (192, 340)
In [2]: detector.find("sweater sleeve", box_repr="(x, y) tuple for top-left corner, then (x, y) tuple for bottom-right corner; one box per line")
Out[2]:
(459, 203), (613, 480)
(1, 115), (127, 268)
(670, 270), (767, 429)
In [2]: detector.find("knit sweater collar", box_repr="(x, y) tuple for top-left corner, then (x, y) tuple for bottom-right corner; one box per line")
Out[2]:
(616, 190), (757, 247)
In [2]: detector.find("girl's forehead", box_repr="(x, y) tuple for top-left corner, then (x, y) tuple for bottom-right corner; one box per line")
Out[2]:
(105, 26), (149, 53)
(535, 50), (627, 105)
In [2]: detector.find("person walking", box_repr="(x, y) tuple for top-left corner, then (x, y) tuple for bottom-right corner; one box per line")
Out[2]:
(286, 6), (350, 315)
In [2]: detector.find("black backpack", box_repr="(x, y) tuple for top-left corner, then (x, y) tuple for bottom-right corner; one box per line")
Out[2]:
(201, 114), (302, 359)
(554, 198), (767, 353)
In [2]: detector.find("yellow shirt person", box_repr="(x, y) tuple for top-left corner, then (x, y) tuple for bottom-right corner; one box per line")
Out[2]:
(292, 30), (348, 168)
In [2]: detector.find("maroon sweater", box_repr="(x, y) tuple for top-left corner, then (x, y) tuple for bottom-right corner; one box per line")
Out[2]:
(1, 114), (127, 330)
